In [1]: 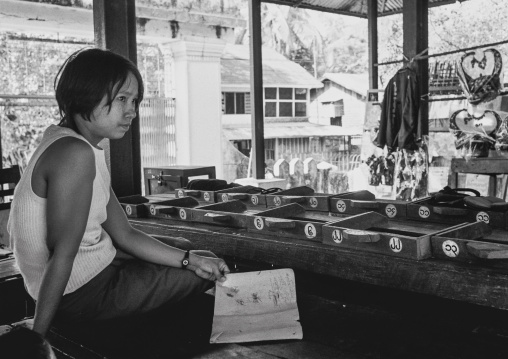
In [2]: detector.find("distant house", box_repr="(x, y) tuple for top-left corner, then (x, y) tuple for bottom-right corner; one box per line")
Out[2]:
(221, 45), (362, 164)
(310, 73), (369, 130)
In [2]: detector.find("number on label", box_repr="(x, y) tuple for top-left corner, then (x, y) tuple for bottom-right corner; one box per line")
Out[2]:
(254, 217), (264, 230)
(442, 240), (459, 258)
(309, 197), (318, 208)
(304, 223), (317, 238)
(389, 237), (402, 252)
(336, 200), (346, 213)
(476, 211), (490, 224)
(418, 206), (430, 218)
(385, 204), (397, 218)
(332, 229), (343, 244)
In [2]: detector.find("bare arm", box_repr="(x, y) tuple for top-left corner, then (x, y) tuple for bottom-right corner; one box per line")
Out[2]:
(103, 191), (229, 281)
(33, 138), (95, 337)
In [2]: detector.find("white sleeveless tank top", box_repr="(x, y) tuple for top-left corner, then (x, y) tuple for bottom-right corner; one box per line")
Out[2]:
(8, 125), (116, 299)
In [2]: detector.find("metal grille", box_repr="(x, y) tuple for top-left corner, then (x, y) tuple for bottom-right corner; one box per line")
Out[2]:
(429, 60), (461, 94)
(139, 97), (176, 168)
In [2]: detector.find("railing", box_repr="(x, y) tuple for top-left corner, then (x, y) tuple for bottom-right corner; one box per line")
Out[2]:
(331, 153), (362, 172)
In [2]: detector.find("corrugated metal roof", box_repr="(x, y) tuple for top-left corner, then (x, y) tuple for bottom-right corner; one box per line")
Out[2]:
(221, 44), (324, 89)
(223, 121), (362, 140)
(262, 0), (465, 18)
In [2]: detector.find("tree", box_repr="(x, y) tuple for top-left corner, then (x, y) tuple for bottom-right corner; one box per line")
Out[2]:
(237, 3), (368, 78)
(377, 0), (508, 85)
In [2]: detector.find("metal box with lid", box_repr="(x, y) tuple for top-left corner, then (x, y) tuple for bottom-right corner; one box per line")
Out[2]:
(143, 166), (216, 195)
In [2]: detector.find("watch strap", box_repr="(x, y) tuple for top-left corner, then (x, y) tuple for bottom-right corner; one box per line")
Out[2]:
(182, 250), (190, 269)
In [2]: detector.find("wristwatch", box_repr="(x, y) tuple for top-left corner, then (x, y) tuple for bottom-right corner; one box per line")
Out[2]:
(182, 250), (190, 269)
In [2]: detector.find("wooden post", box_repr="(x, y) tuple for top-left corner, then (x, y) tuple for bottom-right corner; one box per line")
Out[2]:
(367, 0), (378, 94)
(403, 0), (429, 136)
(93, 0), (141, 197)
(248, 0), (265, 179)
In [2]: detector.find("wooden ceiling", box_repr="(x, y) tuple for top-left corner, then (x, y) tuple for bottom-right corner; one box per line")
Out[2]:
(261, 0), (466, 18)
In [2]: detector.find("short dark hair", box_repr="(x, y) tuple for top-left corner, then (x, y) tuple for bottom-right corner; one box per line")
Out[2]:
(54, 47), (144, 133)
(0, 326), (54, 358)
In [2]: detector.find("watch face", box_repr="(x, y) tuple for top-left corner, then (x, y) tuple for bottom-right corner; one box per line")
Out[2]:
(183, 259), (189, 266)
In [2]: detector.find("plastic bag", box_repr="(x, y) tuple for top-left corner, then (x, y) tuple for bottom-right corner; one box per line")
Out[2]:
(457, 48), (504, 105)
(449, 109), (500, 158)
(495, 115), (508, 153)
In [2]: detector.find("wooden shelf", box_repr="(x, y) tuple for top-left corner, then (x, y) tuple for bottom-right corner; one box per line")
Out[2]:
(451, 157), (508, 174)
(131, 217), (508, 311)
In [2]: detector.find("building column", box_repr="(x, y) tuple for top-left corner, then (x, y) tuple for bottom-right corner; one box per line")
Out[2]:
(161, 36), (226, 178)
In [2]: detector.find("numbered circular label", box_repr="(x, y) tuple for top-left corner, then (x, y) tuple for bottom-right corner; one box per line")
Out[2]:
(332, 229), (343, 244)
(309, 197), (318, 208)
(254, 217), (264, 230)
(476, 211), (490, 224)
(418, 206), (430, 218)
(251, 195), (259, 205)
(336, 200), (347, 213)
(150, 205), (156, 215)
(125, 205), (132, 215)
(221, 194), (229, 202)
(177, 189), (184, 198)
(304, 223), (317, 239)
(273, 196), (282, 206)
(179, 209), (187, 220)
(442, 240), (459, 257)
(389, 237), (403, 252)
(203, 192), (211, 202)
(385, 204), (397, 218)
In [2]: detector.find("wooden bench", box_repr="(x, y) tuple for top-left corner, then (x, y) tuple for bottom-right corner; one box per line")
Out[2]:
(1, 319), (105, 359)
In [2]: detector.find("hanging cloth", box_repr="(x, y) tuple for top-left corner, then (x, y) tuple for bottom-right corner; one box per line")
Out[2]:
(374, 66), (423, 152)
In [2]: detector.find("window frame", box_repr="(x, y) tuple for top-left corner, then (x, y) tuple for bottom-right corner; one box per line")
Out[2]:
(264, 87), (308, 118)
(222, 91), (251, 114)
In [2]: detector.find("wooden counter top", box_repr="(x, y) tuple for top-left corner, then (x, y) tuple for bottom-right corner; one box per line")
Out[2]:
(130, 217), (508, 311)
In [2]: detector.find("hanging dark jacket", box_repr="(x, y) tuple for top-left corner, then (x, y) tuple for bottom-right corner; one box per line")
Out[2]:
(374, 67), (422, 151)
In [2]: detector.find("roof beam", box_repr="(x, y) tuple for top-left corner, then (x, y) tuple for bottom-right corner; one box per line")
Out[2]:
(261, 0), (466, 18)
(261, 0), (368, 18)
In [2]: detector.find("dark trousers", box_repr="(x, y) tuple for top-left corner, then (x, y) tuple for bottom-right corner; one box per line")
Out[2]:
(52, 236), (216, 358)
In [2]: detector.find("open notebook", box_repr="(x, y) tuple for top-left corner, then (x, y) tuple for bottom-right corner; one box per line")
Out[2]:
(210, 268), (303, 344)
